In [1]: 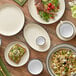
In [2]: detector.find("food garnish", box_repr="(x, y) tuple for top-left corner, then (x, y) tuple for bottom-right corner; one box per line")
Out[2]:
(35, 0), (59, 21)
(8, 44), (26, 64)
(50, 49), (76, 76)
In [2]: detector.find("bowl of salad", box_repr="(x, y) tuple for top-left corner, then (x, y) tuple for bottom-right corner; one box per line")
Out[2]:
(28, 0), (65, 24)
(47, 44), (76, 76)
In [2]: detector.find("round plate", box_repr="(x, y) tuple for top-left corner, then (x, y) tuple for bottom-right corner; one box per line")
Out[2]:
(56, 21), (76, 41)
(23, 23), (51, 52)
(28, 0), (65, 24)
(46, 44), (76, 76)
(4, 41), (30, 67)
(0, 4), (25, 36)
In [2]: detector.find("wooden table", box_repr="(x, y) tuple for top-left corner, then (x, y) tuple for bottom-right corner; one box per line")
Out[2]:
(0, 0), (76, 76)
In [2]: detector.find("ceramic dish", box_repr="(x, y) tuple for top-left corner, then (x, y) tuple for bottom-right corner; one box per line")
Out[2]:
(56, 21), (76, 41)
(28, 59), (43, 75)
(4, 41), (29, 67)
(0, 4), (25, 36)
(28, 0), (65, 24)
(36, 36), (46, 46)
(46, 44), (76, 76)
(23, 23), (51, 52)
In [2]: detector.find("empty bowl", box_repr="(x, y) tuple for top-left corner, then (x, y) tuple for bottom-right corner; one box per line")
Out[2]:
(28, 59), (43, 75)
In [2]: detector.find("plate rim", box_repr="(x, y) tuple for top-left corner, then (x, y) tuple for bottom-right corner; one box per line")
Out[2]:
(4, 41), (30, 67)
(23, 23), (51, 52)
(0, 4), (25, 36)
(28, 0), (65, 24)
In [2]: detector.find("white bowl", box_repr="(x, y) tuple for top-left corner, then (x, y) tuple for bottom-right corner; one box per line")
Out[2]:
(28, 59), (43, 75)
(28, 0), (65, 24)
(36, 36), (46, 46)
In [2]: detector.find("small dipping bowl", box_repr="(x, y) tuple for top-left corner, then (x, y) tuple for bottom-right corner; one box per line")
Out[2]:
(28, 59), (43, 75)
(56, 21), (76, 41)
(36, 36), (46, 46)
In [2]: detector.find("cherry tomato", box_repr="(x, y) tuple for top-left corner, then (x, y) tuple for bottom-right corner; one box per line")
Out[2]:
(51, 16), (54, 19)
(48, 3), (52, 7)
(47, 7), (51, 10)
(51, 5), (55, 9)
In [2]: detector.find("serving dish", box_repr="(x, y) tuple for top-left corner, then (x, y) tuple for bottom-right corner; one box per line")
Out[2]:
(47, 44), (76, 76)
(0, 4), (25, 36)
(23, 23), (51, 52)
(28, 0), (65, 24)
(4, 41), (30, 67)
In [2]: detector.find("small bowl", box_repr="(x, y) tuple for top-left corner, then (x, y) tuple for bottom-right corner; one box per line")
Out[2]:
(28, 59), (43, 75)
(56, 21), (76, 41)
(36, 36), (46, 46)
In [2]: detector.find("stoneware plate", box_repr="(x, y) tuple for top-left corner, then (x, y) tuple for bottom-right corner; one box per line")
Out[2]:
(0, 4), (25, 36)
(23, 23), (51, 52)
(28, 0), (65, 24)
(4, 41), (30, 67)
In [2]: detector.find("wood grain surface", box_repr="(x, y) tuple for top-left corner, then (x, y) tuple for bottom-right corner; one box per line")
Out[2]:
(0, 0), (76, 76)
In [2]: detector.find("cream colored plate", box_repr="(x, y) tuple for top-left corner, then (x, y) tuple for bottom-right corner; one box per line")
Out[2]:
(28, 0), (65, 24)
(23, 23), (51, 52)
(0, 4), (25, 36)
(4, 41), (30, 67)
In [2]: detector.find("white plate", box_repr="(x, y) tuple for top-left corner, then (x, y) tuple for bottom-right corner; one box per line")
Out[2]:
(23, 23), (51, 52)
(28, 0), (65, 24)
(0, 4), (25, 36)
(4, 41), (30, 67)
